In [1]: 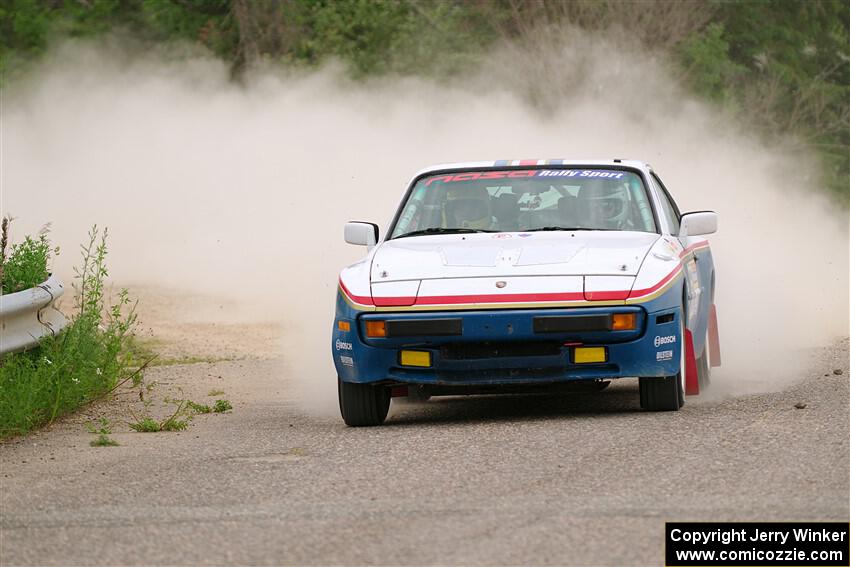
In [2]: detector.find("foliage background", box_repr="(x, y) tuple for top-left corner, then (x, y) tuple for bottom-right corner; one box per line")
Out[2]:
(1, 0), (848, 200)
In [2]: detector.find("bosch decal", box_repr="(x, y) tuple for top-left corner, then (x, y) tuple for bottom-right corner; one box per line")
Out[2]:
(654, 335), (677, 347)
(335, 339), (353, 351)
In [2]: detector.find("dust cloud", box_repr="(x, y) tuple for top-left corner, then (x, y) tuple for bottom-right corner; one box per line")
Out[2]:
(2, 34), (847, 412)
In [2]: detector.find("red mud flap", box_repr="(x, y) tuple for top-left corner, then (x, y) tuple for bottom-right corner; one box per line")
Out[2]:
(390, 386), (409, 398)
(684, 328), (700, 395)
(709, 303), (722, 367)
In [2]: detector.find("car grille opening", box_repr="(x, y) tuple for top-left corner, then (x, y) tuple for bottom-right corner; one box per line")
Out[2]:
(385, 318), (462, 337)
(655, 313), (675, 324)
(533, 314), (612, 333)
(440, 341), (562, 360)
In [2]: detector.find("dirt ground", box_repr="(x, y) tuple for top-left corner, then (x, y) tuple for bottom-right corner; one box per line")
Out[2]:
(2, 286), (848, 566)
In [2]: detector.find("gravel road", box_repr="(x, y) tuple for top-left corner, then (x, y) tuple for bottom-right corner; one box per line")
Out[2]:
(2, 328), (847, 565)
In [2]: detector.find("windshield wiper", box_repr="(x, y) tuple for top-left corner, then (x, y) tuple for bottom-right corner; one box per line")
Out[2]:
(394, 227), (496, 239)
(526, 226), (613, 232)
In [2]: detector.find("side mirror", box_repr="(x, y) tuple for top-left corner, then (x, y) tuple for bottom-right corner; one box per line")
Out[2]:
(344, 221), (379, 248)
(678, 211), (718, 237)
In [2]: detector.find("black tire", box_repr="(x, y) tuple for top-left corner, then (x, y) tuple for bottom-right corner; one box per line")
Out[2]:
(338, 378), (391, 427)
(639, 375), (683, 411)
(639, 317), (685, 411)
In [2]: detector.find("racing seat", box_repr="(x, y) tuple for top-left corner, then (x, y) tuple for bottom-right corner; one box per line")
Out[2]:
(557, 194), (579, 227)
(492, 193), (519, 231)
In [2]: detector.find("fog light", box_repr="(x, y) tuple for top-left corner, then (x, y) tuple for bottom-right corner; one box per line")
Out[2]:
(400, 350), (431, 367)
(365, 320), (386, 337)
(573, 346), (607, 364)
(611, 313), (637, 330)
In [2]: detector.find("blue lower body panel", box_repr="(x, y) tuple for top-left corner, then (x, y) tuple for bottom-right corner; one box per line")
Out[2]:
(332, 297), (684, 387)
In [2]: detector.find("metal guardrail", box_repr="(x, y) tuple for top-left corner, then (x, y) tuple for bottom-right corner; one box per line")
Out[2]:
(0, 274), (68, 355)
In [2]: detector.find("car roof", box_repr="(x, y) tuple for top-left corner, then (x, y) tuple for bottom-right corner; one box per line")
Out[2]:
(414, 159), (653, 177)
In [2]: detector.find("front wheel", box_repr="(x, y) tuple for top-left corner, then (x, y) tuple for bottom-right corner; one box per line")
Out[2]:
(639, 375), (683, 411)
(639, 318), (685, 411)
(338, 378), (391, 426)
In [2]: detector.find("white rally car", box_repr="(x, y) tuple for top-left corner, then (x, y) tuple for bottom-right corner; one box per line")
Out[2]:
(333, 159), (720, 426)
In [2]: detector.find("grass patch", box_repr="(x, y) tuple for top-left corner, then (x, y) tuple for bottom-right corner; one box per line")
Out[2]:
(153, 355), (229, 367)
(128, 413), (191, 432)
(90, 433), (119, 447)
(156, 412), (190, 431)
(0, 226), (148, 438)
(128, 397), (230, 432)
(86, 417), (113, 435)
(123, 336), (160, 365)
(128, 397), (192, 432)
(186, 400), (212, 414)
(86, 418), (119, 446)
(128, 416), (162, 432)
(125, 336), (230, 367)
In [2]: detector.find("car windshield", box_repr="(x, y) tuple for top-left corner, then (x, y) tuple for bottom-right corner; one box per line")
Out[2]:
(390, 169), (656, 238)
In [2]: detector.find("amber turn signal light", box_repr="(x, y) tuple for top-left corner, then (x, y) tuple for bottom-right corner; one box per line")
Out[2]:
(611, 313), (637, 331)
(365, 320), (386, 337)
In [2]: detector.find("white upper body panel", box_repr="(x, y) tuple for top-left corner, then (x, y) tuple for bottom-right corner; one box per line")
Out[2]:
(370, 231), (658, 283)
(339, 159), (713, 308)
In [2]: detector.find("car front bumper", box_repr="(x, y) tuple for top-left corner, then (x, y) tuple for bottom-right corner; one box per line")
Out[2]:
(333, 299), (684, 387)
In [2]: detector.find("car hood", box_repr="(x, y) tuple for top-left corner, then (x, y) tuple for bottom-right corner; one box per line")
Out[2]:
(371, 231), (659, 283)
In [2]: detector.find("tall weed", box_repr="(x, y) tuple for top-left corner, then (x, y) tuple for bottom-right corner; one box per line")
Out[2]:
(0, 226), (146, 437)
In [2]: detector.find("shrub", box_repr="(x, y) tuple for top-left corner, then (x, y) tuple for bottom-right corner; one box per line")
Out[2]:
(0, 226), (145, 437)
(0, 218), (58, 294)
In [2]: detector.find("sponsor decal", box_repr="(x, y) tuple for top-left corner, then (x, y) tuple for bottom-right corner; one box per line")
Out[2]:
(335, 339), (353, 351)
(654, 335), (677, 347)
(656, 350), (674, 361)
(518, 233), (533, 238)
(340, 355), (354, 367)
(537, 169), (625, 179)
(491, 233), (512, 239)
(424, 170), (536, 186)
(423, 169), (625, 186)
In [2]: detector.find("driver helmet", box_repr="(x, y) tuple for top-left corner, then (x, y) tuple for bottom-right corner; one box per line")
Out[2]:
(443, 185), (492, 230)
(577, 178), (630, 227)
